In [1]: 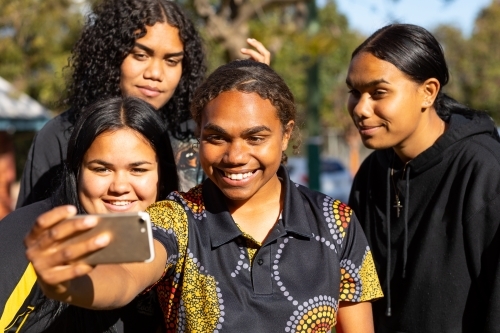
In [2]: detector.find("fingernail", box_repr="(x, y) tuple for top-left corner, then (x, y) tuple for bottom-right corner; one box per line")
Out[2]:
(95, 234), (110, 246)
(67, 206), (77, 214)
(82, 216), (98, 227)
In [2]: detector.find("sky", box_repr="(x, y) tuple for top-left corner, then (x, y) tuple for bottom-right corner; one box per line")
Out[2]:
(333, 0), (493, 37)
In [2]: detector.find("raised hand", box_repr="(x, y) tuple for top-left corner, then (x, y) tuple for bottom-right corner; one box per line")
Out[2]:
(240, 38), (271, 65)
(24, 206), (109, 301)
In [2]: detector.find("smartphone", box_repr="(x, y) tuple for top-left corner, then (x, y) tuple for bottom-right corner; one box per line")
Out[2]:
(63, 211), (155, 265)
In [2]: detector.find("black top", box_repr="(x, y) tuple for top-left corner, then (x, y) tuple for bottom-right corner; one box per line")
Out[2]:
(349, 111), (500, 332)
(148, 166), (383, 332)
(0, 199), (163, 333)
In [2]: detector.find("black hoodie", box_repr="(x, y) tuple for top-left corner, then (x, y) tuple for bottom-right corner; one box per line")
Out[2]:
(349, 111), (500, 333)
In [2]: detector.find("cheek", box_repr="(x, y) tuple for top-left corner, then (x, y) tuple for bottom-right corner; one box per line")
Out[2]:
(134, 173), (160, 201)
(78, 172), (103, 201)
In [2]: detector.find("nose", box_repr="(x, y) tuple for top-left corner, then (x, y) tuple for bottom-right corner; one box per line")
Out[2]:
(144, 58), (164, 82)
(109, 171), (131, 194)
(223, 140), (248, 165)
(348, 93), (372, 121)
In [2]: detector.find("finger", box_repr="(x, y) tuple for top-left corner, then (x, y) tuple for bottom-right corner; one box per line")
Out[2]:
(33, 216), (99, 251)
(27, 232), (110, 270)
(244, 38), (271, 64)
(25, 206), (78, 247)
(240, 48), (264, 62)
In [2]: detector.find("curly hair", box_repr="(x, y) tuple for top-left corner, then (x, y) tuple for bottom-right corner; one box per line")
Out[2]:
(190, 59), (299, 162)
(64, 0), (206, 140)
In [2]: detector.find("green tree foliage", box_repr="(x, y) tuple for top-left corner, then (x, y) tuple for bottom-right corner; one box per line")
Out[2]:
(0, 0), (84, 111)
(434, 0), (500, 123)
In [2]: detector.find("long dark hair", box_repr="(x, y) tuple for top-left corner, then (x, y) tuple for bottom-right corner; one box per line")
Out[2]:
(190, 59), (298, 162)
(52, 96), (179, 212)
(64, 0), (206, 140)
(352, 23), (474, 118)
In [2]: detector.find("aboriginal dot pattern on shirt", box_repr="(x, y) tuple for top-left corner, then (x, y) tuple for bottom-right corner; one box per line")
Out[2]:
(147, 176), (382, 333)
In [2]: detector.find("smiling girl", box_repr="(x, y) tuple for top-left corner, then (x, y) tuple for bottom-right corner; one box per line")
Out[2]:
(346, 24), (500, 332)
(0, 97), (178, 332)
(25, 60), (383, 332)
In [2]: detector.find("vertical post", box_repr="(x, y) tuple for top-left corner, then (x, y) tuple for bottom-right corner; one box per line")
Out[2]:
(306, 0), (321, 191)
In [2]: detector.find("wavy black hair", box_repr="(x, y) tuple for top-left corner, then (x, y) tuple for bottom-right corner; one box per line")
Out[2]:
(64, 0), (206, 140)
(190, 59), (298, 163)
(52, 96), (179, 212)
(352, 23), (475, 119)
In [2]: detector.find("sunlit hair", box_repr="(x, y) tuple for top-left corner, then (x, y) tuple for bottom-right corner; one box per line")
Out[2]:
(64, 0), (206, 140)
(190, 59), (298, 162)
(52, 96), (179, 213)
(352, 23), (474, 118)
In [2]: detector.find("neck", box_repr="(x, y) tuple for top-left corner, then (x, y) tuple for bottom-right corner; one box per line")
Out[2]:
(394, 109), (446, 163)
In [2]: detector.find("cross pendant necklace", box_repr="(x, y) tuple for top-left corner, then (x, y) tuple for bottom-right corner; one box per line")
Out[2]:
(393, 195), (403, 218)
(390, 163), (406, 218)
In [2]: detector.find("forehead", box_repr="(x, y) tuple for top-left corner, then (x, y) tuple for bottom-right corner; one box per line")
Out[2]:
(347, 52), (409, 86)
(135, 22), (183, 50)
(202, 91), (280, 129)
(86, 129), (155, 158)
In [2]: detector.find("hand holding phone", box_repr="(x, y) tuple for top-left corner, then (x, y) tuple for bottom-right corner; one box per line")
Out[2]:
(62, 211), (155, 265)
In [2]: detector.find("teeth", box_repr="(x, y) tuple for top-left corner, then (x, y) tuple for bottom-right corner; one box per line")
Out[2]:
(224, 171), (253, 180)
(109, 201), (132, 206)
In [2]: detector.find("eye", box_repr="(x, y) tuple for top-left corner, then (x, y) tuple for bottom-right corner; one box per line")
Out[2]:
(204, 134), (226, 144)
(247, 136), (265, 145)
(92, 167), (110, 173)
(166, 58), (182, 66)
(371, 89), (387, 98)
(131, 168), (148, 173)
(347, 89), (360, 99)
(131, 50), (148, 61)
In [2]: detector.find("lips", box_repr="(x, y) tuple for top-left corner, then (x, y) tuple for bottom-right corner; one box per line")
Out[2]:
(358, 124), (383, 136)
(137, 86), (162, 97)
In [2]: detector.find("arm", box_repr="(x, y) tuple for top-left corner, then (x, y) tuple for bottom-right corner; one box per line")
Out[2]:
(336, 302), (374, 333)
(240, 38), (271, 65)
(24, 206), (167, 309)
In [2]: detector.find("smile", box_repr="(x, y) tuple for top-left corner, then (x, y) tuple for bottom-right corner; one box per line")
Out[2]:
(106, 200), (134, 206)
(224, 171), (254, 180)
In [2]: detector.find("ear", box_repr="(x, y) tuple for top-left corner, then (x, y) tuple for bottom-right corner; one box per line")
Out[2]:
(420, 78), (440, 109)
(282, 120), (295, 150)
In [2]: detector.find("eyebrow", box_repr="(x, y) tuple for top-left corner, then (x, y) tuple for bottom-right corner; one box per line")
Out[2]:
(87, 159), (153, 167)
(134, 42), (184, 57)
(203, 123), (271, 135)
(345, 78), (390, 88)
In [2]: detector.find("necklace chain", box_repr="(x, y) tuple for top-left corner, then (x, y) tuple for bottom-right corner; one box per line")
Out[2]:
(390, 158), (409, 218)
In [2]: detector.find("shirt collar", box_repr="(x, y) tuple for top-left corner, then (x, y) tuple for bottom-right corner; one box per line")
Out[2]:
(203, 165), (313, 249)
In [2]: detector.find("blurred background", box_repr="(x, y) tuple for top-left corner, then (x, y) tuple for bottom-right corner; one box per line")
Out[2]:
(1, 0), (500, 218)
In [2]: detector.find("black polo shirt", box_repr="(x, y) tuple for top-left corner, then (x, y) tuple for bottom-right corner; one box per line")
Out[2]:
(149, 166), (382, 332)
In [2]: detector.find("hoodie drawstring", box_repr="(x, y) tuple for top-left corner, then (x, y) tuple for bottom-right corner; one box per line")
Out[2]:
(385, 167), (392, 317)
(402, 166), (410, 279)
(386, 160), (411, 316)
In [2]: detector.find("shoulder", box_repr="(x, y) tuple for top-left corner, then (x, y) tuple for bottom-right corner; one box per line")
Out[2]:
(33, 110), (73, 145)
(0, 199), (53, 233)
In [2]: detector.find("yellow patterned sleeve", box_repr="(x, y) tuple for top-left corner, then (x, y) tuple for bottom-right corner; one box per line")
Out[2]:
(359, 250), (384, 301)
